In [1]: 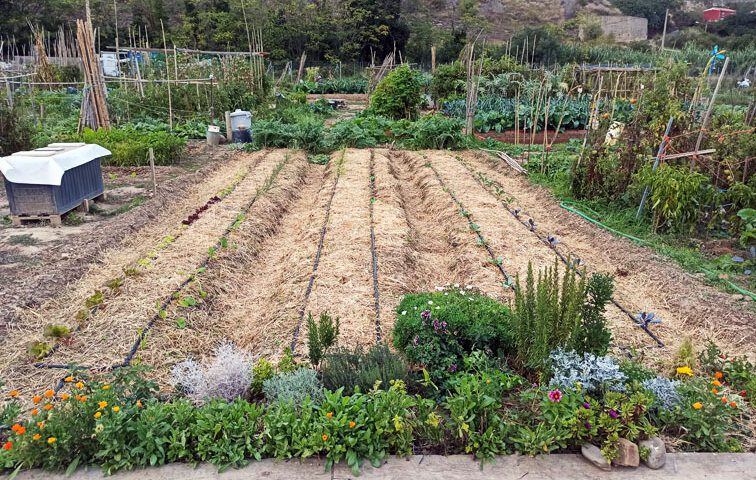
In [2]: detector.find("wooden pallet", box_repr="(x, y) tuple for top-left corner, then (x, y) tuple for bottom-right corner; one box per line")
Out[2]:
(11, 213), (62, 227)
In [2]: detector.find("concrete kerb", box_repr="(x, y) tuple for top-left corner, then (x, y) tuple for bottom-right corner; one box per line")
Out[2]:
(12, 453), (756, 480)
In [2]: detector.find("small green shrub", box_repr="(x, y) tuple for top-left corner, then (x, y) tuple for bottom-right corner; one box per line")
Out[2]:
(263, 368), (324, 406)
(43, 324), (71, 339)
(251, 358), (276, 394)
(80, 127), (186, 166)
(396, 114), (465, 150)
(370, 65), (423, 120)
(306, 312), (340, 367)
(193, 399), (265, 469)
(321, 344), (409, 395)
(569, 273), (614, 356)
(393, 288), (514, 386)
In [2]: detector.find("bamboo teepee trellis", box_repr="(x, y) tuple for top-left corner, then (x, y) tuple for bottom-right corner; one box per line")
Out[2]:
(76, 18), (110, 132)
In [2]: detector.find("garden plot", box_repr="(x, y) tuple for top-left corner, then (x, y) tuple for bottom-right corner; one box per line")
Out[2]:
(0, 151), (287, 394)
(459, 150), (756, 363)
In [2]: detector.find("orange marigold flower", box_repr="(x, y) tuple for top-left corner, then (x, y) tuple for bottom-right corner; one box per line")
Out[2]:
(74, 382), (84, 389)
(136, 400), (143, 408)
(44, 404), (53, 411)
(721, 397), (728, 403)
(102, 385), (111, 391)
(98, 401), (108, 409)
(74, 395), (82, 401)
(730, 402), (737, 408)
(32, 434), (41, 441)
(692, 402), (703, 410)
(31, 409), (39, 416)
(32, 395), (42, 404)
(64, 376), (74, 383)
(61, 394), (70, 401)
(714, 371), (723, 380)
(3, 441), (12, 451)
(325, 411), (333, 418)
(36, 421), (44, 429)
(47, 437), (56, 445)
(43, 390), (54, 399)
(112, 406), (120, 413)
(322, 434), (328, 441)
(11, 424), (22, 433)
(711, 380), (721, 387)
(78, 395), (87, 402)
(14, 426), (26, 436)
(712, 388), (718, 394)
(349, 421), (356, 429)
(94, 411), (102, 419)
(7, 391), (18, 398)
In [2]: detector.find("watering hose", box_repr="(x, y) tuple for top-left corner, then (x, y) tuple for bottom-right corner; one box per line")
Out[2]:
(559, 201), (756, 302)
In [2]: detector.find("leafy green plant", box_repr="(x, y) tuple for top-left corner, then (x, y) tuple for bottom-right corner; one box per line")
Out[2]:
(251, 358), (276, 394)
(306, 312), (340, 367)
(569, 273), (613, 356)
(370, 65), (423, 120)
(78, 127), (186, 167)
(263, 368), (324, 406)
(736, 208), (756, 246)
(321, 344), (409, 395)
(43, 324), (71, 339)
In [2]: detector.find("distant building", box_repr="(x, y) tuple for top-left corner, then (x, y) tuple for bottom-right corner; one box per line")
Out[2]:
(703, 7), (737, 22)
(599, 16), (648, 43)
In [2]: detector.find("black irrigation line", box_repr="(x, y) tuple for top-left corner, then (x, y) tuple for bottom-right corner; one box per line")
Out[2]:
(290, 156), (342, 352)
(456, 155), (664, 348)
(42, 152), (288, 393)
(33, 154), (266, 368)
(368, 150), (382, 343)
(425, 160), (513, 288)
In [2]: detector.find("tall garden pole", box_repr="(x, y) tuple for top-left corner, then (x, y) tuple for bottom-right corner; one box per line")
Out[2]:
(160, 20), (173, 130)
(636, 117), (674, 220)
(691, 56), (729, 170)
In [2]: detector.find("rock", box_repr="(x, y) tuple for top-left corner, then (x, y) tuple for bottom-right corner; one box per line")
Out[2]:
(732, 294), (745, 301)
(639, 437), (666, 470)
(581, 443), (611, 471)
(614, 438), (640, 467)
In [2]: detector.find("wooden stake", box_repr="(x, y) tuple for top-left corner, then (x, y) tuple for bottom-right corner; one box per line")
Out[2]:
(297, 51), (306, 83)
(149, 147), (157, 194)
(225, 111), (232, 141)
(661, 8), (669, 50)
(431, 46), (437, 73)
(160, 20), (173, 130)
(692, 56), (729, 170)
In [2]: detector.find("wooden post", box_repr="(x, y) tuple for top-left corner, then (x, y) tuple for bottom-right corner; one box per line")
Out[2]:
(3, 74), (12, 108)
(637, 117), (674, 220)
(149, 147), (157, 194)
(160, 20), (173, 130)
(113, 0), (121, 86)
(431, 46), (437, 73)
(296, 51), (306, 83)
(225, 111), (232, 142)
(692, 56), (729, 170)
(660, 8), (669, 50)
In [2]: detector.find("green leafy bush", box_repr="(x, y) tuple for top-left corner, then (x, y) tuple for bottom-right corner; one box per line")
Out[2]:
(321, 344), (409, 395)
(262, 368), (324, 406)
(79, 127), (186, 166)
(369, 65), (423, 120)
(395, 114), (465, 150)
(306, 312), (340, 367)
(294, 78), (367, 94)
(393, 288), (515, 386)
(0, 105), (33, 156)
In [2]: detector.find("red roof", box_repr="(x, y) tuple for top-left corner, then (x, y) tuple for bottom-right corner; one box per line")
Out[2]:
(703, 7), (737, 21)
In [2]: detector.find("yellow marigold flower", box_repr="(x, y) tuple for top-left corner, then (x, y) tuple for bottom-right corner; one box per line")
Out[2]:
(349, 421), (356, 429)
(44, 404), (53, 411)
(47, 437), (56, 445)
(692, 402), (703, 410)
(7, 391), (18, 398)
(325, 412), (333, 418)
(676, 366), (693, 376)
(102, 385), (111, 391)
(112, 406), (120, 413)
(74, 382), (84, 389)
(136, 400), (143, 408)
(712, 380), (721, 387)
(98, 401), (108, 409)
(43, 390), (54, 399)
(64, 376), (74, 383)
(32, 434), (41, 441)
(61, 394), (70, 401)
(36, 421), (44, 429)
(714, 371), (723, 380)
(94, 412), (102, 419)
(322, 434), (328, 441)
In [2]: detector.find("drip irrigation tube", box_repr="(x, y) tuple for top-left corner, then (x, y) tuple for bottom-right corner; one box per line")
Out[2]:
(560, 201), (756, 302)
(290, 156), (342, 352)
(426, 161), (513, 288)
(368, 150), (383, 343)
(457, 157), (664, 347)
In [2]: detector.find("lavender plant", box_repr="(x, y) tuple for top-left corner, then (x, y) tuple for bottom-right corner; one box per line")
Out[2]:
(170, 342), (253, 404)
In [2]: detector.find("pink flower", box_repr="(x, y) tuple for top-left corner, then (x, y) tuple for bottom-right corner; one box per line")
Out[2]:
(548, 389), (562, 402)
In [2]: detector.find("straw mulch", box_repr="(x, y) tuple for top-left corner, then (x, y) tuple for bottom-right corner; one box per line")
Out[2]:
(460, 150), (756, 367)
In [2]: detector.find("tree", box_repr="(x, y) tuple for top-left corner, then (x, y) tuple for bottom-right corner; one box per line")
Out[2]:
(610, 0), (683, 33)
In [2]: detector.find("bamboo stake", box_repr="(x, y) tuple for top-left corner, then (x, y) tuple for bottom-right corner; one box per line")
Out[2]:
(692, 56), (729, 170)
(160, 20), (173, 130)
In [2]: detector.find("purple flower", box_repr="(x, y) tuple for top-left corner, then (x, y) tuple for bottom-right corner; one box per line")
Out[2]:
(548, 389), (562, 402)
(608, 409), (618, 419)
(582, 402), (591, 409)
(421, 310), (432, 320)
(584, 421), (592, 430)
(448, 364), (458, 373)
(413, 335), (419, 345)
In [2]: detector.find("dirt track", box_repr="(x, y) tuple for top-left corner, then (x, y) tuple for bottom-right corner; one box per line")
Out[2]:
(1, 148), (754, 395)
